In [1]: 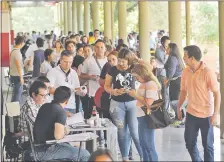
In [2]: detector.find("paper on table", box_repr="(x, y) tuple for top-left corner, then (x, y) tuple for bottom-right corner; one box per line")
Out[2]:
(46, 132), (98, 144)
(66, 112), (85, 126)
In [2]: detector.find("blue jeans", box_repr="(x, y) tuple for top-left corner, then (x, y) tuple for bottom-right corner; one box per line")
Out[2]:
(138, 116), (158, 161)
(65, 108), (76, 114)
(110, 99), (143, 160)
(10, 76), (23, 104)
(184, 113), (214, 162)
(25, 143), (90, 162)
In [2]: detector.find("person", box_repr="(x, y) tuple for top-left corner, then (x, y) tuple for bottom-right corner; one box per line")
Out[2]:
(155, 36), (170, 111)
(53, 40), (64, 65)
(104, 48), (143, 161)
(9, 36), (25, 104)
(150, 56), (157, 76)
(18, 80), (48, 136)
(177, 45), (221, 161)
(129, 63), (160, 161)
(80, 40), (107, 119)
(47, 50), (86, 115)
(72, 43), (85, 70)
(32, 86), (90, 161)
(81, 35), (88, 45)
(40, 49), (54, 76)
(88, 149), (114, 162)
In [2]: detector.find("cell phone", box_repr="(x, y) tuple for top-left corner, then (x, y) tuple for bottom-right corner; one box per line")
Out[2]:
(181, 109), (185, 118)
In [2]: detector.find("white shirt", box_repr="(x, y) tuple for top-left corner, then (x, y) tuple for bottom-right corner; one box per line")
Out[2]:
(82, 56), (107, 97)
(47, 66), (80, 109)
(40, 60), (52, 74)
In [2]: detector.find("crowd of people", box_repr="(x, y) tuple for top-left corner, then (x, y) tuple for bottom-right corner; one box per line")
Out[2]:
(7, 28), (220, 162)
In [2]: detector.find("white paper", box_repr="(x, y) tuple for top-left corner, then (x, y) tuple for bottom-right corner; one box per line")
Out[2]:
(66, 112), (84, 126)
(6, 102), (20, 117)
(46, 132), (98, 144)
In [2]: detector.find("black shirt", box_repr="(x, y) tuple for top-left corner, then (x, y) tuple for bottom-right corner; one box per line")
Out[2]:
(33, 102), (66, 144)
(100, 62), (112, 79)
(108, 66), (135, 102)
(72, 55), (85, 69)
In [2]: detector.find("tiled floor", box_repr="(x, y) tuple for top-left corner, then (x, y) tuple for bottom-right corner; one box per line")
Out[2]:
(130, 126), (223, 161)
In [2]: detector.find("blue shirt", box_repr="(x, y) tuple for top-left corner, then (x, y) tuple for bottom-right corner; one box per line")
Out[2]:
(164, 55), (183, 79)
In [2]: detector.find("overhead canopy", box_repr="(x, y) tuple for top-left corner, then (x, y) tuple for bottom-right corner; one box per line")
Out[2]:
(10, 1), (56, 7)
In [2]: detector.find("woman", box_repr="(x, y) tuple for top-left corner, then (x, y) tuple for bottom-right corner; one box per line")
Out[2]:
(40, 49), (54, 76)
(104, 48), (143, 161)
(53, 40), (64, 66)
(164, 43), (184, 101)
(81, 35), (88, 45)
(129, 63), (161, 161)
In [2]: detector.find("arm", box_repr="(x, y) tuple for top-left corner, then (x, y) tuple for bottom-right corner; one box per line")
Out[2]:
(155, 48), (166, 65)
(213, 90), (221, 115)
(177, 90), (187, 111)
(99, 78), (105, 87)
(166, 57), (177, 79)
(104, 74), (125, 96)
(54, 123), (65, 140)
(15, 59), (23, 81)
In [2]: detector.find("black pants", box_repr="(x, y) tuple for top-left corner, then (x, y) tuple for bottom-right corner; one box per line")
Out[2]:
(80, 95), (95, 119)
(169, 77), (181, 101)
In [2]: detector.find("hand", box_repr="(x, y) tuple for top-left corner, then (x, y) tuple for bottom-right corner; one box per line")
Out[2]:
(177, 108), (183, 121)
(64, 126), (70, 135)
(210, 114), (218, 126)
(112, 88), (125, 96)
(128, 89), (137, 98)
(146, 107), (151, 115)
(75, 88), (87, 96)
(66, 111), (73, 117)
(164, 78), (169, 86)
(20, 78), (24, 85)
(91, 75), (99, 81)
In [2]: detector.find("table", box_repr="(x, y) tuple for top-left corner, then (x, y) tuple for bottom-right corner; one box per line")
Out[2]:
(69, 118), (118, 160)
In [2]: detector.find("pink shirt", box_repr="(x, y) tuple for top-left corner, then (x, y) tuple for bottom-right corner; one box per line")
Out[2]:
(181, 62), (219, 118)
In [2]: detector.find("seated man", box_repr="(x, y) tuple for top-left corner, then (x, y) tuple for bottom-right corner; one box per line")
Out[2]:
(18, 80), (48, 136)
(32, 86), (90, 161)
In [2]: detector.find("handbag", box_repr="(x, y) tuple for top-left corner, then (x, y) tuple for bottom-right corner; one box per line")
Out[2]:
(141, 90), (174, 129)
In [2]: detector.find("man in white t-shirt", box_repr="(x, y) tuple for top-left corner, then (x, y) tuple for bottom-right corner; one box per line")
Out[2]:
(80, 39), (107, 119)
(47, 50), (86, 114)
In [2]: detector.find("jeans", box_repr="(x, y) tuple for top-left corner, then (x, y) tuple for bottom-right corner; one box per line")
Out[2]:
(110, 99), (143, 160)
(157, 75), (169, 110)
(184, 113), (214, 162)
(138, 116), (158, 161)
(10, 76), (23, 104)
(81, 95), (95, 119)
(65, 108), (76, 114)
(25, 143), (90, 162)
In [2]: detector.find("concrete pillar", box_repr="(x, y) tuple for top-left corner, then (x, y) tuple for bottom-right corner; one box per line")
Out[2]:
(104, 2), (112, 39)
(64, 1), (68, 35)
(67, 1), (72, 33)
(84, 1), (90, 36)
(0, 1), (11, 67)
(219, 1), (224, 139)
(60, 2), (64, 34)
(111, 1), (115, 46)
(57, 3), (60, 29)
(168, 1), (182, 50)
(77, 1), (83, 32)
(185, 1), (191, 46)
(118, 1), (127, 44)
(92, 1), (100, 30)
(72, 1), (77, 34)
(9, 6), (14, 45)
(139, 1), (150, 61)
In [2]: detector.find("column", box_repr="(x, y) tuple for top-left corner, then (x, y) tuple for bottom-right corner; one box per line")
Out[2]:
(72, 1), (77, 34)
(186, 1), (191, 46)
(57, 3), (60, 29)
(60, 2), (64, 34)
(84, 1), (90, 36)
(168, 1), (182, 50)
(77, 1), (83, 32)
(92, 1), (100, 30)
(219, 1), (224, 139)
(64, 1), (68, 35)
(67, 1), (72, 32)
(0, 1), (11, 67)
(104, 2), (112, 39)
(118, 1), (127, 44)
(139, 1), (150, 61)
(9, 6), (14, 45)
(111, 1), (115, 45)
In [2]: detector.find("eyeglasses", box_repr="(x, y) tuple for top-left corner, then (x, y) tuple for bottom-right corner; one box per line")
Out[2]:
(37, 93), (49, 98)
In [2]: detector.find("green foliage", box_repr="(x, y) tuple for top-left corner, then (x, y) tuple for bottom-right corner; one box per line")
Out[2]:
(12, 6), (56, 34)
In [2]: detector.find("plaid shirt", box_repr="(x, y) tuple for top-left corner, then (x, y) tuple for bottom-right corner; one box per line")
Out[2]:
(19, 96), (42, 136)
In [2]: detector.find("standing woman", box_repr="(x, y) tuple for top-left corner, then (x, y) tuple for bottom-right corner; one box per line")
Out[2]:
(104, 48), (142, 161)
(164, 43), (184, 103)
(129, 63), (160, 161)
(53, 40), (64, 66)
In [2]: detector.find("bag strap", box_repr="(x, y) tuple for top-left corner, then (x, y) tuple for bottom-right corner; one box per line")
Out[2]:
(94, 56), (102, 71)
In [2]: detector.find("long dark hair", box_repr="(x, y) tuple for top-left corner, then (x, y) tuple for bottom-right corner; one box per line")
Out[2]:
(169, 43), (185, 70)
(88, 149), (114, 162)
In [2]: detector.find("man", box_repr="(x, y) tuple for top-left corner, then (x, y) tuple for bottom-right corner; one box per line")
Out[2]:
(155, 36), (170, 111)
(177, 45), (220, 161)
(94, 29), (100, 42)
(80, 39), (107, 119)
(33, 86), (90, 161)
(10, 36), (25, 104)
(47, 50), (85, 114)
(19, 80), (48, 135)
(65, 40), (76, 56)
